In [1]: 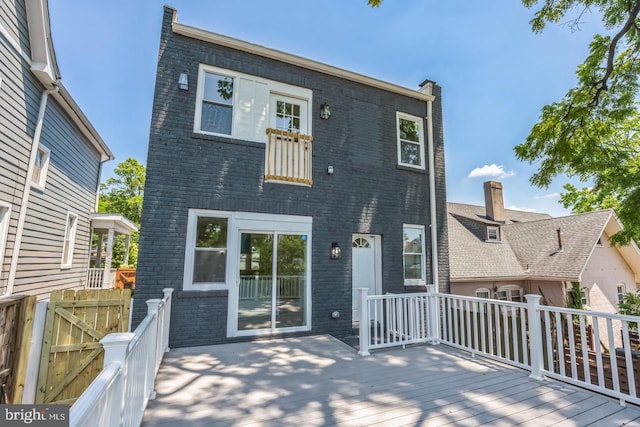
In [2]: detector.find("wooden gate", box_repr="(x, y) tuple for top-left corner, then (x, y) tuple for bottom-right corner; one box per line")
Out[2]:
(0, 295), (36, 403)
(36, 289), (131, 404)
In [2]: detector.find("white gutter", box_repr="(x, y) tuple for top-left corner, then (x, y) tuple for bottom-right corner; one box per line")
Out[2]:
(421, 82), (439, 289)
(5, 85), (58, 295)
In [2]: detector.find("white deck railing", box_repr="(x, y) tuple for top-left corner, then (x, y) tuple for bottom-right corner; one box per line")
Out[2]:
(69, 288), (174, 427)
(239, 275), (304, 300)
(358, 286), (640, 406)
(86, 268), (117, 289)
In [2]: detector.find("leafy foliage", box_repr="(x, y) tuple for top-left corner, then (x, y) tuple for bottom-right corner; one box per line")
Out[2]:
(619, 290), (640, 329)
(565, 281), (584, 310)
(514, 0), (640, 245)
(98, 158), (145, 267)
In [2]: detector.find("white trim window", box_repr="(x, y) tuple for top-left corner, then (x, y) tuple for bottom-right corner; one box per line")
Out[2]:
(396, 112), (425, 169)
(486, 226), (500, 242)
(476, 288), (491, 299)
(184, 210), (232, 291)
(31, 144), (50, 190)
(194, 64), (312, 142)
(496, 285), (523, 302)
(581, 287), (590, 306)
(403, 224), (426, 286)
(617, 283), (626, 305)
(0, 203), (11, 290)
(61, 212), (78, 269)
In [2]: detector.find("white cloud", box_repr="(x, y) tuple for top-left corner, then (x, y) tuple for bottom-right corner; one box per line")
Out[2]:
(534, 192), (560, 200)
(506, 205), (537, 212)
(467, 164), (516, 179)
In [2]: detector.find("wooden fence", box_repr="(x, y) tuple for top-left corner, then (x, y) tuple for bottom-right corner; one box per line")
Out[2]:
(0, 294), (36, 403)
(36, 289), (131, 405)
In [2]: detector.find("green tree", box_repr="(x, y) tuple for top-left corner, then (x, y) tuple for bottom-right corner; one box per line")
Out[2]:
(619, 290), (640, 329)
(513, 0), (640, 245)
(98, 158), (146, 267)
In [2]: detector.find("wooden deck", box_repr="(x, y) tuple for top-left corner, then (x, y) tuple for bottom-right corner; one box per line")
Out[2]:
(142, 335), (640, 426)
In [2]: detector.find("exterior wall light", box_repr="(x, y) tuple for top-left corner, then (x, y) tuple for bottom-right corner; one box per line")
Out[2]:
(178, 71), (189, 91)
(330, 242), (341, 260)
(320, 102), (331, 120)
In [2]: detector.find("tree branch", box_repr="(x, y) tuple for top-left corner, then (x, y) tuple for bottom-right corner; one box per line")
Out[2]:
(591, 0), (640, 106)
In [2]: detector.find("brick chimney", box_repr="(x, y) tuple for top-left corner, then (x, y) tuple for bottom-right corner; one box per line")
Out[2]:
(484, 181), (505, 222)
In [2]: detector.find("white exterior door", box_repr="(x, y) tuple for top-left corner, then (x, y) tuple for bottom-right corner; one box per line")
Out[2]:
(352, 234), (381, 322)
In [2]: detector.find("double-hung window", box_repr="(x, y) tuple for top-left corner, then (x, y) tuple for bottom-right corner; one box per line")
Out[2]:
(61, 212), (78, 268)
(184, 210), (231, 290)
(31, 144), (50, 190)
(199, 72), (234, 135)
(396, 112), (425, 169)
(403, 224), (426, 286)
(617, 283), (626, 305)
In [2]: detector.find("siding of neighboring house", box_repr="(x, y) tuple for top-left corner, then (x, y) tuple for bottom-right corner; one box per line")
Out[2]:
(0, 0), (37, 295)
(134, 7), (449, 347)
(581, 232), (637, 313)
(14, 98), (102, 296)
(0, 0), (106, 299)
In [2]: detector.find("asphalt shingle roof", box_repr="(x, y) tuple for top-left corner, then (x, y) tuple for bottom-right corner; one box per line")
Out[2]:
(447, 202), (613, 282)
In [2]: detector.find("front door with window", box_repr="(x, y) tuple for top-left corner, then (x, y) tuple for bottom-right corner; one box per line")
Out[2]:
(352, 234), (381, 323)
(236, 231), (309, 334)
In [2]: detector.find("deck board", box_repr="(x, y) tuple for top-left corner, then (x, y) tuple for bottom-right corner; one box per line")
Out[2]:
(142, 335), (640, 426)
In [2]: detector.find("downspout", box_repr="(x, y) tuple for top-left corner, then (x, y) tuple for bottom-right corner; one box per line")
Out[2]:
(421, 82), (439, 290)
(6, 84), (59, 295)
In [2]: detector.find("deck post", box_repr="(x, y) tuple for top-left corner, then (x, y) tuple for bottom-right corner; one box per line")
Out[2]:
(100, 332), (135, 425)
(146, 299), (162, 398)
(526, 294), (545, 381)
(358, 288), (370, 356)
(162, 288), (174, 353)
(426, 284), (440, 344)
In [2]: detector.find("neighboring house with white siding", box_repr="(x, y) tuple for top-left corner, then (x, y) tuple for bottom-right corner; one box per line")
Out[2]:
(449, 181), (640, 317)
(0, 0), (115, 299)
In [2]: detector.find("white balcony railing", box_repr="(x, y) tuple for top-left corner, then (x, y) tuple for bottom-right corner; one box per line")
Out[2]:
(86, 268), (117, 289)
(265, 128), (313, 186)
(69, 288), (174, 427)
(358, 286), (640, 406)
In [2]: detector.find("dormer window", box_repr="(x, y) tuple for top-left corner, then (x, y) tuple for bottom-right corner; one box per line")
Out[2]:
(486, 226), (500, 242)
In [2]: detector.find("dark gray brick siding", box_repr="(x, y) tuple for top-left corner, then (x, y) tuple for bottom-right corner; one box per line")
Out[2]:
(134, 6), (450, 348)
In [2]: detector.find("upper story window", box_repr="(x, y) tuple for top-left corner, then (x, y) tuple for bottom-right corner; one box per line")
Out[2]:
(396, 112), (425, 170)
(486, 226), (500, 242)
(403, 224), (426, 286)
(200, 72), (234, 135)
(61, 212), (78, 269)
(194, 64), (312, 143)
(31, 144), (50, 190)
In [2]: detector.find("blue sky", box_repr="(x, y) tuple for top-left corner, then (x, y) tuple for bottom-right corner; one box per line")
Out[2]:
(48, 0), (604, 217)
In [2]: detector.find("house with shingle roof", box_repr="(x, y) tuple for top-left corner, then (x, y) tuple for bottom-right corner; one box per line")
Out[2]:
(449, 181), (640, 315)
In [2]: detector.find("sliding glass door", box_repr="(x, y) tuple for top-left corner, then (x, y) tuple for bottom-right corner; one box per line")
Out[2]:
(237, 232), (308, 332)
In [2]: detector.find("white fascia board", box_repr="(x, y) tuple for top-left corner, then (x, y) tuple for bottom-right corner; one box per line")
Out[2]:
(170, 10), (434, 103)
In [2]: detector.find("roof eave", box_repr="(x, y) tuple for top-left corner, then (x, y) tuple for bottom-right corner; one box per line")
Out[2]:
(169, 8), (435, 103)
(26, 0), (113, 162)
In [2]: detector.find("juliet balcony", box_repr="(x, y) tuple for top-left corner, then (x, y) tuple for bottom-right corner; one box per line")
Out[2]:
(264, 128), (313, 186)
